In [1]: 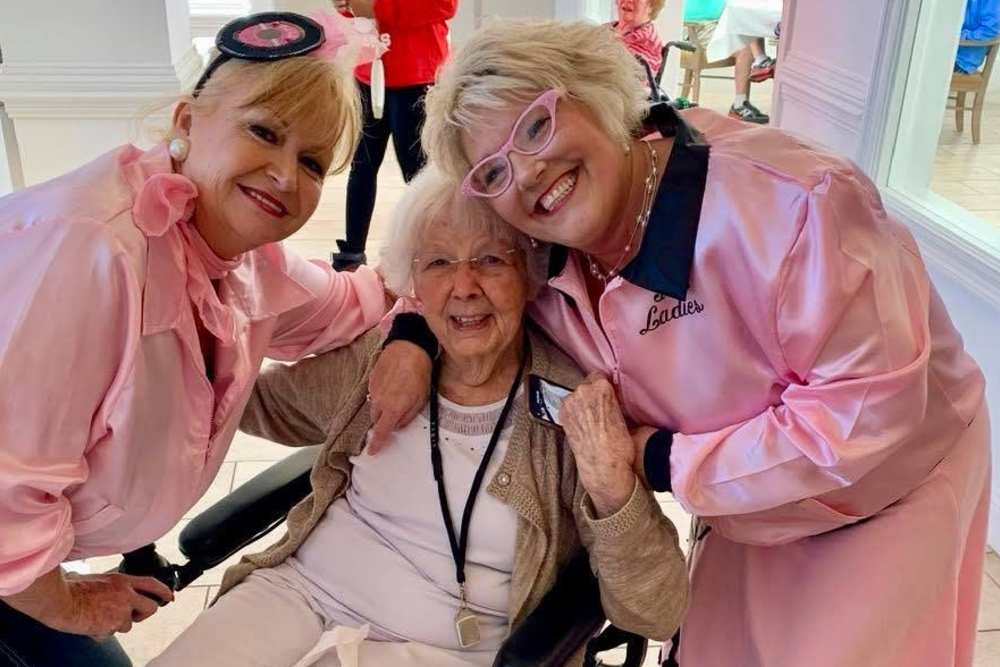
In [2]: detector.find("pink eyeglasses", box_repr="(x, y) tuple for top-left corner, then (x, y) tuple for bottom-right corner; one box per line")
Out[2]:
(461, 89), (561, 198)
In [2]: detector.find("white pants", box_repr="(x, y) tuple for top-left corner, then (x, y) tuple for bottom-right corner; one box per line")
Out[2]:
(151, 571), (484, 667)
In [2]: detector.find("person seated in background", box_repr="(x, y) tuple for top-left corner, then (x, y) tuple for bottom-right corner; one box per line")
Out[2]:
(151, 168), (688, 667)
(685, 0), (772, 123)
(611, 0), (666, 75)
(955, 0), (999, 74)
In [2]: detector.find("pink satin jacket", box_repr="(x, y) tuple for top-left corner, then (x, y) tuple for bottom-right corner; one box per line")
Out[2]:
(0, 144), (385, 595)
(530, 107), (986, 546)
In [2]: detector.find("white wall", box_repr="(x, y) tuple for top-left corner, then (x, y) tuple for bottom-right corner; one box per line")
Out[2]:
(0, 0), (198, 186)
(924, 266), (1000, 549)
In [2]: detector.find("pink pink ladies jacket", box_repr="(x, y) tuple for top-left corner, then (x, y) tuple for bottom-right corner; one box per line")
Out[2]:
(528, 106), (991, 666)
(0, 144), (385, 596)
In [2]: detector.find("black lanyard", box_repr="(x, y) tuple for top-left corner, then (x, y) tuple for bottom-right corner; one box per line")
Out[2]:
(429, 339), (527, 587)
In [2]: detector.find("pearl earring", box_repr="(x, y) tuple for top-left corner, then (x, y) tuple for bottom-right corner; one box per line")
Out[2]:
(168, 137), (190, 162)
(529, 237), (539, 249)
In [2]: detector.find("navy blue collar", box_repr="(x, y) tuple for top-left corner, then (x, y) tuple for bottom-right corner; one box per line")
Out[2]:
(548, 103), (709, 300)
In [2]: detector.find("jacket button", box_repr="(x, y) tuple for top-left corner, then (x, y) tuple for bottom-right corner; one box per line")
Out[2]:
(496, 472), (511, 487)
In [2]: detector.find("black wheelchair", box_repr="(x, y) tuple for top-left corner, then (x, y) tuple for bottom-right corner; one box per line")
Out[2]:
(640, 40), (697, 106)
(117, 446), (651, 667)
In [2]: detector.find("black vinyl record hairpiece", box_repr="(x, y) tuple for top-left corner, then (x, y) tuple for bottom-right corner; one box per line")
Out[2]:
(193, 12), (326, 96)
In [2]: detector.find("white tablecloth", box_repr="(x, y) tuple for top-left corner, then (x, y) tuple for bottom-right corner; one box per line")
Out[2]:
(706, 0), (782, 63)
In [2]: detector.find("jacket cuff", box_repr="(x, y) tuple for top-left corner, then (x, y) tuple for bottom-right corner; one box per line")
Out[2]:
(643, 429), (674, 493)
(582, 477), (652, 540)
(383, 312), (438, 359)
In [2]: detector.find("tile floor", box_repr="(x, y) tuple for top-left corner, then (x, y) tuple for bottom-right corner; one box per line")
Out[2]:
(931, 93), (1000, 230)
(84, 75), (1000, 665)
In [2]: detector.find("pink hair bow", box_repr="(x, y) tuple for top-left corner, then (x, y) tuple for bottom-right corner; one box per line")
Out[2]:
(310, 10), (390, 67)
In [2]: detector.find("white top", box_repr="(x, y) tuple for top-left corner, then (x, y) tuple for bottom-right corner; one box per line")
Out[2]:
(286, 392), (520, 662)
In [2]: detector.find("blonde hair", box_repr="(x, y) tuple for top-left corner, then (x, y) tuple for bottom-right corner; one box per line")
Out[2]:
(422, 20), (648, 180)
(649, 0), (666, 19)
(379, 167), (549, 297)
(179, 55), (360, 175)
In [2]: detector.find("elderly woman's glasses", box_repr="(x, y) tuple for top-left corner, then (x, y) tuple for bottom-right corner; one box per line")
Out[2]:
(413, 248), (519, 278)
(461, 89), (560, 199)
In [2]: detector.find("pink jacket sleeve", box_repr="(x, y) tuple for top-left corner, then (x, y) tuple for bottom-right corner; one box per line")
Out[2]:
(0, 221), (138, 595)
(374, 0), (457, 30)
(266, 248), (387, 361)
(669, 170), (935, 543)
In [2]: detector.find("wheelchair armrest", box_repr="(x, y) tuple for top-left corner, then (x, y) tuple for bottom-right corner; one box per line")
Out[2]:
(178, 446), (320, 571)
(492, 550), (605, 667)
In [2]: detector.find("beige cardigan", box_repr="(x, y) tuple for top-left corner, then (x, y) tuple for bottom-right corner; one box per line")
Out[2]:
(220, 326), (688, 664)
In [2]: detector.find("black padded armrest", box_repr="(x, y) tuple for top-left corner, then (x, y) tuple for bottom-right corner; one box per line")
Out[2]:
(178, 446), (319, 570)
(493, 550), (605, 667)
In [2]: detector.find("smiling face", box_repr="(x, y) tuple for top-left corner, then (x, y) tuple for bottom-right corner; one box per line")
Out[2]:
(413, 223), (529, 368)
(171, 92), (333, 258)
(460, 97), (632, 254)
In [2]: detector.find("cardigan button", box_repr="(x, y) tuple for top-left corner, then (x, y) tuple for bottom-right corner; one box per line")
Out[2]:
(496, 471), (511, 487)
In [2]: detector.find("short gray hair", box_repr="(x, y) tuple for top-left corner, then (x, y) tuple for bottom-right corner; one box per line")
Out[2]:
(378, 167), (550, 296)
(422, 19), (649, 180)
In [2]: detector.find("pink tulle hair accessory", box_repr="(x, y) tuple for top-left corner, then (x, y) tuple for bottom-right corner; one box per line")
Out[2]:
(310, 10), (390, 67)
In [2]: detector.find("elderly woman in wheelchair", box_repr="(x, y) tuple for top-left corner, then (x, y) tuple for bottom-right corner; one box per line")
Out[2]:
(151, 168), (688, 667)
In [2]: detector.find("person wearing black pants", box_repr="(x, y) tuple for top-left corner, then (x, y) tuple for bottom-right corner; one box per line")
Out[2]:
(335, 83), (428, 270)
(331, 0), (457, 270)
(331, 0), (458, 271)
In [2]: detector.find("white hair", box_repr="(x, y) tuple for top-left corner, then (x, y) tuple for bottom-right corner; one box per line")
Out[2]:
(378, 167), (550, 297)
(422, 19), (649, 180)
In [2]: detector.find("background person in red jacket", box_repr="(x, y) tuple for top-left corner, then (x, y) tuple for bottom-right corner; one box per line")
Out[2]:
(332, 0), (457, 270)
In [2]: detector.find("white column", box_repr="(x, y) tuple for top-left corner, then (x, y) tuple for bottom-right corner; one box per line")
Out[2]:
(0, 103), (25, 196)
(0, 0), (199, 186)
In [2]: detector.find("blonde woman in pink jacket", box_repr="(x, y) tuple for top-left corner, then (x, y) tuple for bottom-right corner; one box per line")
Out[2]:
(372, 20), (990, 667)
(0, 13), (389, 666)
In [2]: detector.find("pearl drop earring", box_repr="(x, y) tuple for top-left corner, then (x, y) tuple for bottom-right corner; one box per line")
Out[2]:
(529, 237), (539, 249)
(168, 137), (190, 162)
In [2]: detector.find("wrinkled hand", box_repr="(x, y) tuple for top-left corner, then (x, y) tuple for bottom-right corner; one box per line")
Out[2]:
(367, 340), (432, 454)
(53, 572), (174, 638)
(560, 373), (637, 517)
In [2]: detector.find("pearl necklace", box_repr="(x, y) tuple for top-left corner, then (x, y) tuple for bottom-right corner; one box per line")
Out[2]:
(588, 140), (659, 282)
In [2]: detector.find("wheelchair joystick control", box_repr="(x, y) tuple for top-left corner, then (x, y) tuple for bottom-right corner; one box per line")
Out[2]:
(118, 544), (181, 604)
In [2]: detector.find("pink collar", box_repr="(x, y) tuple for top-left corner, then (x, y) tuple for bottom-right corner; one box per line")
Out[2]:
(120, 142), (312, 343)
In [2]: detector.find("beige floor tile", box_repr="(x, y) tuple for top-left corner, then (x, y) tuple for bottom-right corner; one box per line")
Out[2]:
(116, 585), (209, 665)
(952, 180), (999, 195)
(183, 462), (235, 520)
(931, 181), (980, 198)
(986, 550), (1000, 586)
(974, 630), (1000, 667)
(233, 460), (283, 489)
(225, 431), (295, 463)
(659, 501), (693, 556)
(932, 97), (1000, 231)
(980, 572), (1000, 631)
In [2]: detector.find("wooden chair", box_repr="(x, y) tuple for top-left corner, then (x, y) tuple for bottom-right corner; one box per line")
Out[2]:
(951, 37), (1000, 144)
(678, 21), (737, 104)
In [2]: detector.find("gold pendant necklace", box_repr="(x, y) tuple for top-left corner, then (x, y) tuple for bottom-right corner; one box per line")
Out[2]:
(429, 340), (528, 650)
(588, 140), (659, 282)
(454, 583), (482, 648)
